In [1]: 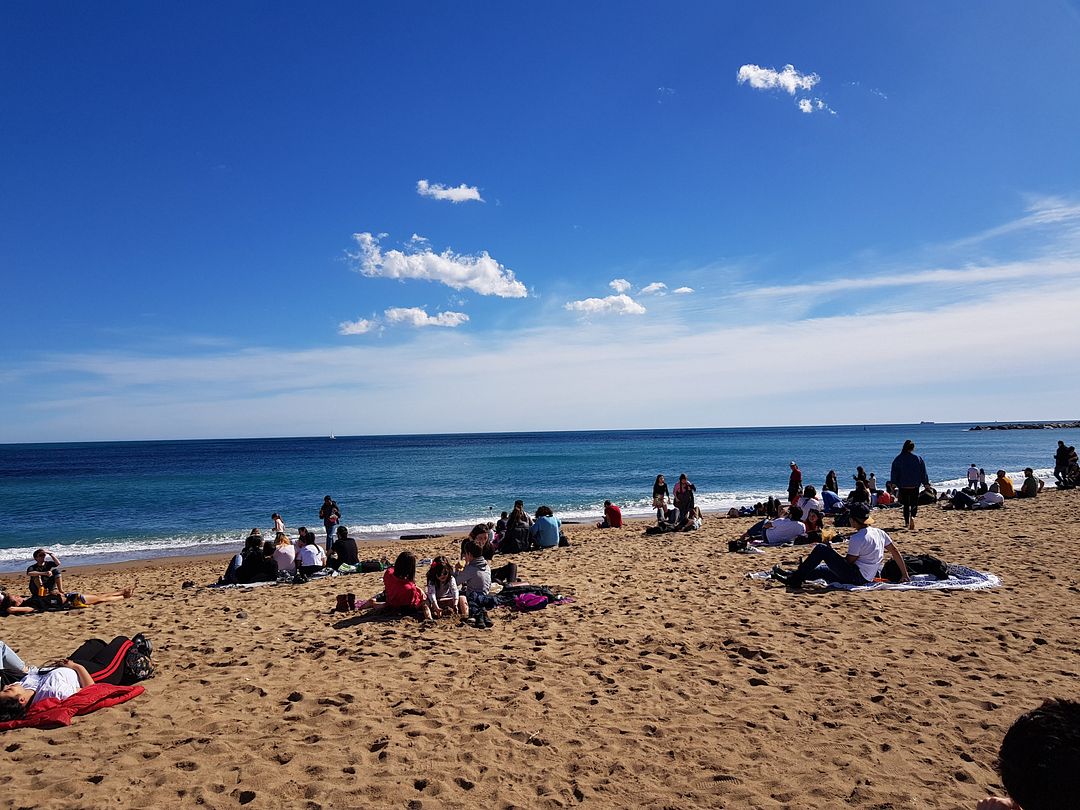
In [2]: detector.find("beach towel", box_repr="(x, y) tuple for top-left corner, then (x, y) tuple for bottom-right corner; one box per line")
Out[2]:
(0, 683), (144, 731)
(749, 564), (1000, 591)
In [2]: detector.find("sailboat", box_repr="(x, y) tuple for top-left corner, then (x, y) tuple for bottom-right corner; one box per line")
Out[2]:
(330, 431), (336, 440)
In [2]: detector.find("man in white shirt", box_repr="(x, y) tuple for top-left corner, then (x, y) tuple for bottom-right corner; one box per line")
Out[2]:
(974, 485), (1005, 510)
(967, 464), (980, 491)
(772, 502), (909, 587)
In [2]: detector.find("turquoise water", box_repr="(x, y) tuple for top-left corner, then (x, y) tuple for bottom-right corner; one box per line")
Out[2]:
(0, 422), (1074, 570)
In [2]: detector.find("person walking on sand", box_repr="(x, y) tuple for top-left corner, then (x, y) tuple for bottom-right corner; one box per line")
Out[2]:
(787, 462), (802, 504)
(890, 439), (930, 530)
(319, 496), (341, 553)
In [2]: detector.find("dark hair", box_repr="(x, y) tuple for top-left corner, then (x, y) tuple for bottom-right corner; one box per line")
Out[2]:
(427, 555), (453, 586)
(788, 505), (804, 521)
(337, 525), (348, 539)
(271, 513), (280, 520)
(33, 549), (46, 559)
(298, 526), (308, 535)
(462, 539), (483, 559)
(998, 699), (1080, 810)
(803, 485), (817, 498)
(604, 500), (612, 506)
(535, 505), (554, 518)
(0, 695), (27, 722)
(392, 551), (416, 582)
(902, 440), (915, 452)
(469, 523), (488, 539)
(324, 495), (332, 502)
(500, 511), (508, 519)
(0, 593), (14, 616)
(261, 541), (275, 557)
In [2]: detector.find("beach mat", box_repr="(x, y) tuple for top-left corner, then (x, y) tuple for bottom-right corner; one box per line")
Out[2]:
(749, 564), (1000, 591)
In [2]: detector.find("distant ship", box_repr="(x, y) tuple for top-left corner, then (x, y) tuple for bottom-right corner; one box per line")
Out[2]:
(919, 421), (935, 425)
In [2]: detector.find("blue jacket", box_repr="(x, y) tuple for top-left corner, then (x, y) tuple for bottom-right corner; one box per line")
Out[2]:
(891, 451), (929, 488)
(529, 515), (561, 549)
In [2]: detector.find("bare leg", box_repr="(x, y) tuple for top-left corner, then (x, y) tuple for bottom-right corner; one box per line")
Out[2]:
(457, 596), (469, 616)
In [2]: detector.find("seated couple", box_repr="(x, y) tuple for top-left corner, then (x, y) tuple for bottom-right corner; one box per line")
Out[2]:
(656, 500), (703, 532)
(951, 483), (1006, 510)
(771, 502), (910, 588)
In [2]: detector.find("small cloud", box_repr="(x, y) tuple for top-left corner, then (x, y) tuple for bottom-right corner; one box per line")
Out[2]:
(657, 86), (676, 104)
(339, 318), (375, 336)
(797, 97), (836, 115)
(416, 179), (484, 204)
(640, 282), (667, 295)
(384, 307), (469, 328)
(870, 88), (888, 100)
(737, 63), (819, 96)
(609, 278), (632, 294)
(348, 232), (527, 298)
(565, 294), (646, 316)
(673, 286), (695, 295)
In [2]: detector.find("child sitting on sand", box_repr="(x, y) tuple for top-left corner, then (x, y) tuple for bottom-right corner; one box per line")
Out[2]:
(455, 539), (494, 628)
(426, 556), (468, 619)
(356, 551), (427, 619)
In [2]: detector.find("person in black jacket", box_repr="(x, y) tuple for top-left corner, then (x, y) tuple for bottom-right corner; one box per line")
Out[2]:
(330, 526), (359, 569)
(890, 440), (930, 530)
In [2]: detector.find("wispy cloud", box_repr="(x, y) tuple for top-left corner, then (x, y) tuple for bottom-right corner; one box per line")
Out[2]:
(348, 232), (527, 298)
(640, 282), (667, 295)
(609, 278), (632, 294)
(416, 179), (483, 204)
(737, 63), (819, 95)
(384, 307), (468, 328)
(673, 286), (695, 295)
(565, 294), (646, 316)
(738, 63), (835, 115)
(338, 318), (375, 335)
(656, 86), (676, 104)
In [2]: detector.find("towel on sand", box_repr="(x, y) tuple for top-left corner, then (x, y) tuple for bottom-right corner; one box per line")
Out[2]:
(749, 564), (1000, 591)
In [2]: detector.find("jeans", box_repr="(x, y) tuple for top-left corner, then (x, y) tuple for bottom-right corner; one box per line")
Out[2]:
(899, 487), (920, 524)
(791, 543), (868, 586)
(0, 641), (30, 683)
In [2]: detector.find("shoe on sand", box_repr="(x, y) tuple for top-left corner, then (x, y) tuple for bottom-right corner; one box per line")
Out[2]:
(335, 594), (350, 613)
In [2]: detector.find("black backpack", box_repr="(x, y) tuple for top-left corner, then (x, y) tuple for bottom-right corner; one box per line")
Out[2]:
(881, 553), (949, 582)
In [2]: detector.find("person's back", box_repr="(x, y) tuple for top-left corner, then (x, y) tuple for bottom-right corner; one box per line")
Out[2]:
(455, 555), (491, 596)
(383, 566), (423, 609)
(764, 516), (806, 545)
(604, 502), (623, 528)
(332, 534), (359, 566)
(531, 515), (560, 548)
(891, 447), (928, 489)
(272, 542), (296, 574)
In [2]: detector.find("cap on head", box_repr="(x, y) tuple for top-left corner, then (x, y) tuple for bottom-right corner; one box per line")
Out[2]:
(848, 502), (873, 524)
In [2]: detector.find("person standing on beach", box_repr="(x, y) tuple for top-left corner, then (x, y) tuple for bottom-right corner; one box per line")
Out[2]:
(673, 474), (696, 517)
(319, 496), (341, 553)
(823, 470), (838, 495)
(272, 513), (285, 534)
(1054, 440), (1070, 486)
(652, 475), (670, 519)
(966, 464), (980, 491)
(787, 462), (802, 503)
(890, 440), (930, 530)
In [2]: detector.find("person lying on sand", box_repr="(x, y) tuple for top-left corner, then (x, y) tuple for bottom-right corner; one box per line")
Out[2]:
(770, 502), (909, 588)
(1, 587), (136, 617)
(740, 505), (806, 546)
(976, 698), (1080, 810)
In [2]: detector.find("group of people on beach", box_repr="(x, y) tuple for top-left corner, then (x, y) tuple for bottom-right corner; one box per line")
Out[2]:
(0, 548), (137, 618)
(650, 473), (704, 532)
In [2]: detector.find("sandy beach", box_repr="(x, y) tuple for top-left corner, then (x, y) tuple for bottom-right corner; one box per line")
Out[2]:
(1, 489), (1078, 809)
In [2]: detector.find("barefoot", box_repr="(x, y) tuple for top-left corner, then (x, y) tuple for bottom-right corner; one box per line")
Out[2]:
(122, 586), (136, 598)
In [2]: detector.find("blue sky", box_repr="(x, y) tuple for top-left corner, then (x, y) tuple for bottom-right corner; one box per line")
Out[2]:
(3, 1), (1080, 441)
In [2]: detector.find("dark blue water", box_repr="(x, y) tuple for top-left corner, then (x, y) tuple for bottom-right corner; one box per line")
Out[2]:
(0, 423), (1074, 570)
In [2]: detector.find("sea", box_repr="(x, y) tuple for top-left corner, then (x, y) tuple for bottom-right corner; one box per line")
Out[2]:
(1, 422), (1076, 572)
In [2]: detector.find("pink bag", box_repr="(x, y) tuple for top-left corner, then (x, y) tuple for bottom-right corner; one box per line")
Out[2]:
(514, 593), (548, 611)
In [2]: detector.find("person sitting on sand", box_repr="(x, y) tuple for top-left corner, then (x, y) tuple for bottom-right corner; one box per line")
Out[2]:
(1, 587), (136, 617)
(529, 506), (561, 549)
(741, 505), (807, 546)
(455, 539), (494, 628)
(461, 524), (518, 585)
(26, 549), (63, 596)
(329, 525), (359, 570)
(426, 556), (468, 619)
(796, 485), (823, 517)
(771, 502), (909, 588)
(848, 479), (871, 505)
(356, 551), (427, 619)
(975, 698), (1080, 810)
(220, 531), (263, 585)
(874, 485), (895, 507)
(272, 532), (296, 574)
(995, 470), (1016, 498)
(1017, 468), (1044, 499)
(296, 534), (327, 576)
(597, 500), (623, 529)
(680, 506), (703, 531)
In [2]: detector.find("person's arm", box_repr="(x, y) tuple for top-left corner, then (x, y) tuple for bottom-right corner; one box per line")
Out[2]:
(886, 543), (910, 582)
(49, 551), (61, 566)
(5, 606), (36, 615)
(49, 660), (94, 688)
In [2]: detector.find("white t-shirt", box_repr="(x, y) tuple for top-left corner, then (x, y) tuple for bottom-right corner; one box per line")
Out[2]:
(967, 467), (980, 483)
(297, 544), (324, 567)
(846, 526), (892, 582)
(765, 518), (806, 545)
(977, 491), (1004, 507)
(272, 545), (296, 572)
(796, 497), (823, 516)
(22, 667), (82, 706)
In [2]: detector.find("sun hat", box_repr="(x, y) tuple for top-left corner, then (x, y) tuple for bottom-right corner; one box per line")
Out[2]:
(848, 502), (874, 524)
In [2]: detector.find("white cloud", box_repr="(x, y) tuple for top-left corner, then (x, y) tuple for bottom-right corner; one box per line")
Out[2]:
(797, 97), (836, 115)
(640, 282), (667, 295)
(338, 318), (375, 335)
(673, 287), (695, 295)
(564, 294), (646, 316)
(416, 179), (483, 204)
(609, 278), (632, 293)
(384, 307), (469, 328)
(348, 232), (527, 298)
(737, 63), (819, 96)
